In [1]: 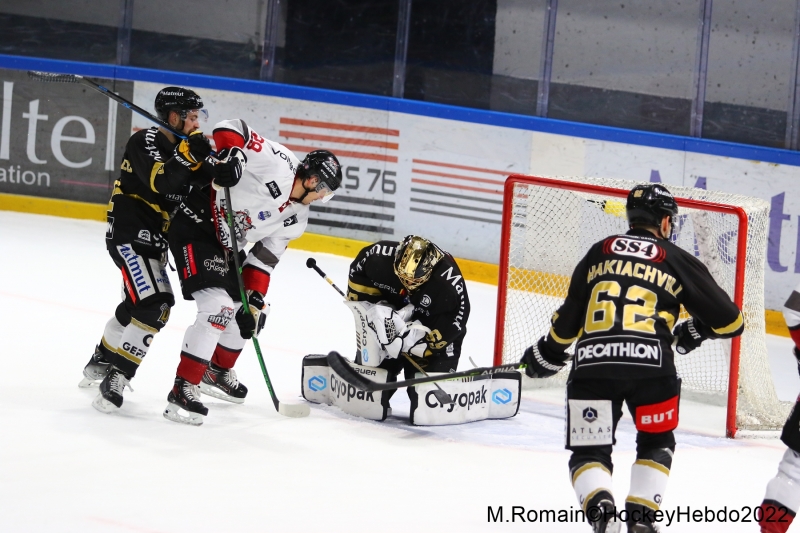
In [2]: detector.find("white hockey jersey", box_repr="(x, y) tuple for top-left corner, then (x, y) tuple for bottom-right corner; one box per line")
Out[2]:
(211, 119), (308, 276)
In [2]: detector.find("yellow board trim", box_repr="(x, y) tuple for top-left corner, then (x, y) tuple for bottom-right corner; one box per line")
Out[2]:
(0, 192), (107, 221)
(1, 194), (792, 335)
(766, 309), (789, 338)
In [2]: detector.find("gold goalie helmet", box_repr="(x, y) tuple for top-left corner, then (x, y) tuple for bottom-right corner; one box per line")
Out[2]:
(393, 235), (445, 291)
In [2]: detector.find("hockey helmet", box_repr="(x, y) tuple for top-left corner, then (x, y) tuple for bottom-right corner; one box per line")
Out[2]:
(626, 183), (678, 236)
(154, 86), (206, 122)
(299, 150), (342, 201)
(393, 235), (445, 291)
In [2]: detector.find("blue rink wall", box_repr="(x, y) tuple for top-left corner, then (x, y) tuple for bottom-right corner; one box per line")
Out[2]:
(0, 53), (798, 317)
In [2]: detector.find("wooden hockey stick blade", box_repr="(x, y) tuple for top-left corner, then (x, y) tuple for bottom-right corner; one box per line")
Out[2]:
(278, 401), (311, 418)
(326, 351), (526, 392)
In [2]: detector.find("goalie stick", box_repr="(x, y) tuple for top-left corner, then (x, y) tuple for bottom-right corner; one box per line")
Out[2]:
(224, 189), (309, 418)
(305, 257), (455, 405)
(326, 350), (526, 392)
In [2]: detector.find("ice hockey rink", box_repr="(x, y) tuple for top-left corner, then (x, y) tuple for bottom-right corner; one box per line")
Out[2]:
(2, 209), (798, 533)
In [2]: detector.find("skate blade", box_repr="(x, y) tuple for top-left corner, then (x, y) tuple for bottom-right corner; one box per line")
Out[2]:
(78, 377), (100, 389)
(198, 382), (245, 404)
(92, 394), (119, 414)
(163, 403), (205, 426)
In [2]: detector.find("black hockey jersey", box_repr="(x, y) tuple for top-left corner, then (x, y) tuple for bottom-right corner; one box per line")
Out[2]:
(348, 241), (470, 358)
(547, 228), (743, 380)
(106, 127), (213, 257)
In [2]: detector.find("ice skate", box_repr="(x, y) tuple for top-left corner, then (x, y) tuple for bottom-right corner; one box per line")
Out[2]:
(586, 493), (620, 533)
(92, 367), (133, 413)
(164, 377), (208, 426)
(199, 362), (248, 404)
(628, 523), (659, 533)
(79, 346), (110, 388)
(625, 502), (659, 533)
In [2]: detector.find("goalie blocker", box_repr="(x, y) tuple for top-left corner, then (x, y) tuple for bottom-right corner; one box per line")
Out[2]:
(302, 354), (521, 425)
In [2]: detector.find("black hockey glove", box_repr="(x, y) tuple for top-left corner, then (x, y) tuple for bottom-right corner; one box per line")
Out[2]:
(213, 147), (247, 188)
(793, 347), (800, 377)
(520, 337), (568, 378)
(174, 131), (212, 169)
(672, 317), (709, 355)
(236, 291), (269, 339)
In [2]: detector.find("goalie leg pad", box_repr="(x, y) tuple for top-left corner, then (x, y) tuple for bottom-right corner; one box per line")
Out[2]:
(345, 301), (392, 367)
(409, 372), (521, 426)
(301, 354), (391, 421)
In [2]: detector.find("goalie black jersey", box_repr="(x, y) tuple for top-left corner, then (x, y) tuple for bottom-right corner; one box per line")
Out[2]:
(348, 241), (470, 358)
(547, 228), (743, 380)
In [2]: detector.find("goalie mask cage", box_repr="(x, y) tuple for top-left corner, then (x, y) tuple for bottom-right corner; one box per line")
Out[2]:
(494, 175), (790, 438)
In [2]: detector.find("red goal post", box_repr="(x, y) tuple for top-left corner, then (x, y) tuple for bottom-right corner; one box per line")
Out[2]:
(493, 174), (788, 438)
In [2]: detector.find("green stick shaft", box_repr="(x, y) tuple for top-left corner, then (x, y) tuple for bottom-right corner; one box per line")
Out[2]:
(223, 187), (280, 412)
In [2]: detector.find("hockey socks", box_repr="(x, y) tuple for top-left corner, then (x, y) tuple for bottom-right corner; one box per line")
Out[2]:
(759, 449), (800, 533)
(199, 344), (247, 402)
(105, 319), (158, 378)
(80, 317), (125, 388)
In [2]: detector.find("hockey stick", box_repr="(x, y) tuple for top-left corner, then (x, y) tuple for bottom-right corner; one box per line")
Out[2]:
(326, 350), (525, 392)
(27, 70), (189, 140)
(305, 257), (454, 405)
(224, 188), (310, 418)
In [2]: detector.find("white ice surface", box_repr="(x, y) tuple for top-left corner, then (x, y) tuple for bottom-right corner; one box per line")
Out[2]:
(0, 210), (795, 532)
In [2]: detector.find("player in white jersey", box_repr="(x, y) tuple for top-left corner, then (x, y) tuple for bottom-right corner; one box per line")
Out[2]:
(165, 118), (342, 424)
(757, 282), (800, 532)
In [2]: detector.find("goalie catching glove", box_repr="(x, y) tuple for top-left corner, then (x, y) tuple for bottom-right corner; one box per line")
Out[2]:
(366, 303), (427, 359)
(236, 291), (269, 339)
(521, 337), (570, 378)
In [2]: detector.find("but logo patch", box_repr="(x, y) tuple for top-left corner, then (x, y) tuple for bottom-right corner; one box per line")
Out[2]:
(634, 395), (679, 433)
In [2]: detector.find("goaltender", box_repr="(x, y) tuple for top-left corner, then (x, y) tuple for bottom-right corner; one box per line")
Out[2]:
(520, 183), (744, 533)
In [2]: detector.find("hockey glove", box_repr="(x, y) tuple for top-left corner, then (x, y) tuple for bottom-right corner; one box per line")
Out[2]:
(672, 317), (709, 355)
(366, 303), (409, 359)
(793, 347), (800, 377)
(235, 291), (269, 339)
(520, 337), (568, 378)
(213, 147), (247, 188)
(174, 131), (212, 170)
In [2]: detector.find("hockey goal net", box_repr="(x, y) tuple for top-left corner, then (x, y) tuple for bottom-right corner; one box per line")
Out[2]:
(494, 175), (790, 437)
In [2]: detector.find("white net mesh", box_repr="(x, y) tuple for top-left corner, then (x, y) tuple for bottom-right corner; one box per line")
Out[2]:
(498, 175), (790, 432)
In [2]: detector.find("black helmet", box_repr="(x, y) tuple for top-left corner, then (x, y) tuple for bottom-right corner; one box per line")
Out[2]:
(626, 183), (678, 231)
(154, 86), (204, 122)
(393, 235), (445, 291)
(299, 150), (342, 193)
